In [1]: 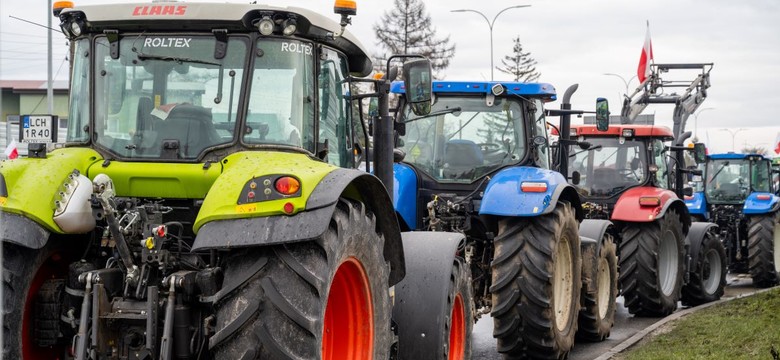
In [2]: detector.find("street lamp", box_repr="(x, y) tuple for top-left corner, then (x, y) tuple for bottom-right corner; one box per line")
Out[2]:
(720, 128), (746, 152)
(603, 73), (637, 97)
(691, 107), (714, 142)
(451, 5), (531, 81)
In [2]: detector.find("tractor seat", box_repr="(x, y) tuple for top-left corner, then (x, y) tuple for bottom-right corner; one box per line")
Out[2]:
(442, 140), (483, 179)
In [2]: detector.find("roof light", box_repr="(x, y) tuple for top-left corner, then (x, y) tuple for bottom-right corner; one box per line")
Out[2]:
(334, 0), (357, 16)
(756, 194), (772, 201)
(648, 164), (659, 173)
(622, 129), (634, 137)
(282, 16), (297, 36)
(53, 1), (74, 16)
(275, 176), (301, 195)
(491, 83), (505, 96)
(70, 19), (85, 37)
(569, 129), (577, 137)
(639, 196), (661, 206)
(257, 15), (275, 36)
(520, 182), (547, 193)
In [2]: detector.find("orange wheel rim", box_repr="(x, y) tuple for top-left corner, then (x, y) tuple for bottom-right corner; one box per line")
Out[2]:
(322, 257), (373, 360)
(448, 293), (466, 360)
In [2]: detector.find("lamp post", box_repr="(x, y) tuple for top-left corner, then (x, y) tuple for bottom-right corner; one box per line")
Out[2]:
(720, 128), (746, 152)
(451, 5), (531, 81)
(603, 73), (637, 97)
(691, 107), (714, 142)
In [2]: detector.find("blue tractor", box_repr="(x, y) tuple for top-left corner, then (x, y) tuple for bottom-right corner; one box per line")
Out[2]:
(685, 152), (780, 288)
(386, 81), (618, 359)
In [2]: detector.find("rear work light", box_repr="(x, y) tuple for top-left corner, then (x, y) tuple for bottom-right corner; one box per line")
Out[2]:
(622, 129), (634, 137)
(638, 196), (661, 206)
(756, 194), (772, 200)
(520, 182), (547, 193)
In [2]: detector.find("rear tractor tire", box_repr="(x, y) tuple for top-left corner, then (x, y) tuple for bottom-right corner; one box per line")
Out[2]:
(747, 212), (780, 288)
(2, 241), (72, 360)
(577, 235), (618, 342)
(491, 202), (582, 359)
(681, 231), (726, 306)
(210, 198), (393, 359)
(619, 209), (685, 317)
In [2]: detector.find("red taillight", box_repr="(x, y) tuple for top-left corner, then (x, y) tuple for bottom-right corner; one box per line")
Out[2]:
(275, 176), (301, 195)
(639, 196), (661, 206)
(756, 194), (772, 200)
(520, 182), (547, 193)
(684, 195), (694, 200)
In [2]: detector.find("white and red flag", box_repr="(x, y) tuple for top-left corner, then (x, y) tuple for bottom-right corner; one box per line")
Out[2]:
(773, 132), (780, 155)
(637, 21), (654, 84)
(4, 140), (18, 160)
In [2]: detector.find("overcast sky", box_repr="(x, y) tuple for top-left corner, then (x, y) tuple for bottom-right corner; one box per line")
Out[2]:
(2, 0), (779, 154)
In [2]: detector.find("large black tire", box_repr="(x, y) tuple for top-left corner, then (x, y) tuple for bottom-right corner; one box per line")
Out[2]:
(577, 235), (618, 342)
(619, 209), (685, 317)
(491, 202), (582, 359)
(747, 212), (780, 288)
(681, 231), (726, 306)
(210, 198), (393, 359)
(2, 241), (72, 360)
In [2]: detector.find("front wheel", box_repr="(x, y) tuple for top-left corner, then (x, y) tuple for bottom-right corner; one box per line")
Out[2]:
(747, 212), (780, 288)
(619, 209), (685, 316)
(577, 235), (618, 341)
(681, 231), (726, 306)
(210, 198), (393, 359)
(491, 202), (582, 359)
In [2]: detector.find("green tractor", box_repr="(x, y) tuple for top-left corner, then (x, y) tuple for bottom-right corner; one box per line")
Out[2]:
(0, 1), (467, 359)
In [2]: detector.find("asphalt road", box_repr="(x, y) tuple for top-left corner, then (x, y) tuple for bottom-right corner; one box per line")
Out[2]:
(471, 274), (758, 360)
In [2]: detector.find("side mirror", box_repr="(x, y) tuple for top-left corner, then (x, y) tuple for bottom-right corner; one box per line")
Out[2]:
(595, 97), (610, 131)
(402, 58), (432, 116)
(368, 98), (379, 117)
(571, 170), (581, 185)
(691, 174), (703, 182)
(683, 186), (694, 197)
(693, 143), (707, 164)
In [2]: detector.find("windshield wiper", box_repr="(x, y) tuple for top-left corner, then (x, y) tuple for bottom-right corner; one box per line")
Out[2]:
(403, 107), (462, 124)
(708, 161), (729, 184)
(135, 52), (226, 104)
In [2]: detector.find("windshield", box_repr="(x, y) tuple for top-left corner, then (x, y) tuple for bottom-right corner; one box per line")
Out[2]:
(706, 158), (771, 203)
(569, 137), (647, 197)
(88, 35), (247, 159)
(399, 97), (526, 183)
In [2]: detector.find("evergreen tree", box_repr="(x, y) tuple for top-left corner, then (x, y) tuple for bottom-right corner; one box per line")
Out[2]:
(496, 36), (540, 82)
(373, 0), (456, 78)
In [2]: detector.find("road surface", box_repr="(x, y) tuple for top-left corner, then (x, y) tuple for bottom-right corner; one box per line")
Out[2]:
(471, 274), (758, 359)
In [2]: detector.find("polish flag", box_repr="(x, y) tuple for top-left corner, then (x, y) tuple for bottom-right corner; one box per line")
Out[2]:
(773, 132), (780, 155)
(4, 140), (19, 160)
(637, 21), (654, 84)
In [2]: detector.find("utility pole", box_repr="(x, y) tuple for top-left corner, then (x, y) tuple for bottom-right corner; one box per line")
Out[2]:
(48, 0), (54, 115)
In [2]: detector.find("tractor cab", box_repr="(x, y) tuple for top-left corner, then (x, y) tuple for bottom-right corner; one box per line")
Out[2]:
(702, 153), (774, 204)
(566, 125), (674, 201)
(392, 81), (556, 184)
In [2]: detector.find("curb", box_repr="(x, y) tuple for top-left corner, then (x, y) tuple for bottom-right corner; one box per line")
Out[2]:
(592, 287), (776, 360)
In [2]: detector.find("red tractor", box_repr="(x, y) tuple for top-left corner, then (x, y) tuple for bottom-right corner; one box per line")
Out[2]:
(560, 123), (726, 315)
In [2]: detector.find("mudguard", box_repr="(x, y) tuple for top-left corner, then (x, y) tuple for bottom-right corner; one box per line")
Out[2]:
(0, 147), (102, 233)
(193, 167), (406, 286)
(579, 219), (614, 255)
(685, 222), (719, 274)
(685, 191), (708, 218)
(743, 192), (780, 215)
(612, 187), (690, 232)
(0, 212), (51, 249)
(393, 163), (418, 230)
(392, 231), (465, 358)
(479, 166), (582, 219)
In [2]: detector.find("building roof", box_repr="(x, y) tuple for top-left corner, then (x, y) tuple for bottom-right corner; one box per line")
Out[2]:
(0, 80), (69, 94)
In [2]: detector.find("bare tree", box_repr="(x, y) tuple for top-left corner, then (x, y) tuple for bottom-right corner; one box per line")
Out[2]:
(742, 146), (768, 155)
(496, 36), (540, 82)
(373, 0), (456, 78)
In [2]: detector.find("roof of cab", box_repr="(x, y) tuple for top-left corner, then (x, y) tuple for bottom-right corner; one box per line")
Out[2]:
(60, 1), (372, 75)
(565, 124), (674, 139)
(390, 80), (557, 100)
(708, 153), (768, 160)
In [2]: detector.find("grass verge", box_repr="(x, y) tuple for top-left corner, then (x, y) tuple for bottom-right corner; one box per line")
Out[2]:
(617, 288), (780, 360)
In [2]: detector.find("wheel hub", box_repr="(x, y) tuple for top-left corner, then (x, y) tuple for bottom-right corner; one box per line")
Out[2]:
(322, 257), (373, 360)
(658, 230), (679, 297)
(553, 234), (574, 331)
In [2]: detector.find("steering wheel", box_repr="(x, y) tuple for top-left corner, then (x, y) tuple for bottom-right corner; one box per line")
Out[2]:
(478, 142), (503, 152)
(617, 168), (641, 181)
